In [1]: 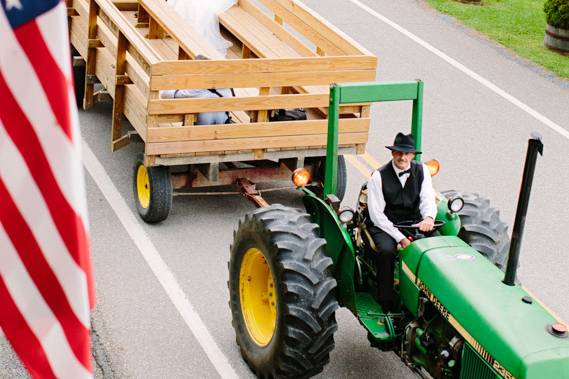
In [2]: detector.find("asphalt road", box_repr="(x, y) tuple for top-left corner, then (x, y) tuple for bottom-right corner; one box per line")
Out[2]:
(2, 0), (569, 378)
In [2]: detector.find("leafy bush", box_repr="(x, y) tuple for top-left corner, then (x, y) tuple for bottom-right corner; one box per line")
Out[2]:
(544, 0), (569, 29)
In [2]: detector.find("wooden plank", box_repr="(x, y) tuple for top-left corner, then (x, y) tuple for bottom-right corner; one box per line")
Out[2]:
(151, 56), (376, 75)
(138, 0), (222, 59)
(147, 118), (369, 142)
(84, 0), (99, 109)
(95, 0), (160, 65)
(239, 0), (314, 57)
(95, 17), (150, 95)
(146, 132), (368, 155)
(147, 16), (165, 39)
(258, 0), (372, 56)
(219, 6), (300, 58)
(69, 14), (89, 58)
(148, 93), (329, 114)
(150, 69), (375, 90)
(123, 85), (148, 140)
(111, 32), (128, 152)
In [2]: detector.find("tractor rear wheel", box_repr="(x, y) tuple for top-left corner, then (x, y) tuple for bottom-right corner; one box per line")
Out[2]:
(133, 156), (172, 223)
(229, 204), (338, 378)
(307, 156), (347, 202)
(442, 191), (509, 269)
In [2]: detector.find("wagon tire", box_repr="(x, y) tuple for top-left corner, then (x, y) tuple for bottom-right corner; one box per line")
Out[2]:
(442, 191), (510, 269)
(133, 156), (172, 223)
(70, 47), (85, 108)
(229, 204), (338, 378)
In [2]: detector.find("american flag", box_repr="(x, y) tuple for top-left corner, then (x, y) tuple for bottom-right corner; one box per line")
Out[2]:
(0, 0), (95, 377)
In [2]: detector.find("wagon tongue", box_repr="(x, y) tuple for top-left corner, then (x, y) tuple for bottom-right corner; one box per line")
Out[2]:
(503, 132), (544, 286)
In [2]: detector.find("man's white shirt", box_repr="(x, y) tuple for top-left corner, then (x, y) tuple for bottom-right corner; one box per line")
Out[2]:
(367, 161), (437, 243)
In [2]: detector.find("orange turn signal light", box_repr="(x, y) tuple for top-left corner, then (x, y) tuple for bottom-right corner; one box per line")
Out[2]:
(292, 168), (311, 187)
(425, 159), (440, 177)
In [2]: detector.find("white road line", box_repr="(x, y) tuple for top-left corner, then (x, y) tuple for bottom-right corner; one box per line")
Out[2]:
(346, 0), (569, 140)
(81, 141), (239, 379)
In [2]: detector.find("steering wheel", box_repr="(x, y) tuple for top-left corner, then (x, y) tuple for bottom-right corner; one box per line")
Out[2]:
(393, 219), (445, 240)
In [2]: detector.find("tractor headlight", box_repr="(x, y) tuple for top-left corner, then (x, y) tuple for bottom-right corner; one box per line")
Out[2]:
(448, 196), (464, 213)
(338, 208), (354, 224)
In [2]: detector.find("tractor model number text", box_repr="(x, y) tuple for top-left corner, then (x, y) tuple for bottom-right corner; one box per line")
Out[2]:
(417, 280), (450, 320)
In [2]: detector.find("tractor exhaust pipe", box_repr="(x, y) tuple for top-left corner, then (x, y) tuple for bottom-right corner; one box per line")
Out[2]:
(503, 132), (544, 286)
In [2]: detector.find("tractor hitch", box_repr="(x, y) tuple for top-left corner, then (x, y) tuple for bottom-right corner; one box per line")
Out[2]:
(503, 132), (544, 286)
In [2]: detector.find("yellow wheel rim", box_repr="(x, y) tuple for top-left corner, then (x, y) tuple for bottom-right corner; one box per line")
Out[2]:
(136, 165), (150, 209)
(240, 248), (277, 347)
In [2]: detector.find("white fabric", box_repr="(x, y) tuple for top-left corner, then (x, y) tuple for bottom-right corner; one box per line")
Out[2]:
(367, 162), (437, 243)
(167, 0), (236, 56)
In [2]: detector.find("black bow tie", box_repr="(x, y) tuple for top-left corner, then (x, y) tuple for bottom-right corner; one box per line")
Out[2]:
(398, 169), (411, 177)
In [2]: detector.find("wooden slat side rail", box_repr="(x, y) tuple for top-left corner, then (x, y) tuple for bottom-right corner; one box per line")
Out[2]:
(256, 0), (373, 56)
(84, 0), (100, 109)
(138, 0), (222, 59)
(150, 69), (375, 90)
(95, 0), (160, 65)
(148, 94), (366, 115)
(95, 17), (150, 94)
(113, 0), (138, 11)
(111, 32), (129, 151)
(91, 43), (148, 139)
(148, 93), (329, 114)
(238, 0), (314, 57)
(151, 56), (376, 75)
(147, 118), (369, 142)
(145, 132), (368, 155)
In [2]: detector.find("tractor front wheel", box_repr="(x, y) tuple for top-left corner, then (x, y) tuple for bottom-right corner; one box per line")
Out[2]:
(443, 191), (510, 269)
(133, 156), (172, 223)
(229, 205), (338, 378)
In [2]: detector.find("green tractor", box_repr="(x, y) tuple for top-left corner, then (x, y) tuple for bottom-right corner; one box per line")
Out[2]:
(228, 81), (569, 378)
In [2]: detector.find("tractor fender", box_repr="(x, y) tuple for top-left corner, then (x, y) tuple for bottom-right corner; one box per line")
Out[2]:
(301, 188), (358, 310)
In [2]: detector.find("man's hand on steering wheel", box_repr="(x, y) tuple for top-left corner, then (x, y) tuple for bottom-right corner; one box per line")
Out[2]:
(399, 237), (412, 249)
(416, 216), (435, 232)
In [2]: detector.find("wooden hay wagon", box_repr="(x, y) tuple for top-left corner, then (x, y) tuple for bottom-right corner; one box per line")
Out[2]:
(67, 0), (377, 222)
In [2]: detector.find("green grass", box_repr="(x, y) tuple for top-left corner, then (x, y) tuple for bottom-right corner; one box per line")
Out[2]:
(427, 0), (569, 80)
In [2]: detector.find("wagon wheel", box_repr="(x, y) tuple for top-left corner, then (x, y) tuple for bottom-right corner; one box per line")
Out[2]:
(229, 204), (338, 378)
(70, 47), (85, 108)
(133, 156), (172, 223)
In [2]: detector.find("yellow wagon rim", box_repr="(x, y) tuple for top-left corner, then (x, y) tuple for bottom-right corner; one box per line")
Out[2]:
(136, 165), (150, 209)
(240, 248), (277, 347)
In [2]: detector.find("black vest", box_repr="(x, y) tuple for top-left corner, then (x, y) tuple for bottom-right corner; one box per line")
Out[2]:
(379, 161), (424, 224)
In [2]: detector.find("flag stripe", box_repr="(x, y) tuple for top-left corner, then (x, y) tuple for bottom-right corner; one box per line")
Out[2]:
(0, 277), (57, 379)
(0, 121), (90, 328)
(36, 3), (73, 84)
(0, 8), (89, 227)
(14, 20), (72, 139)
(0, 225), (92, 379)
(0, 179), (92, 370)
(0, 74), (92, 289)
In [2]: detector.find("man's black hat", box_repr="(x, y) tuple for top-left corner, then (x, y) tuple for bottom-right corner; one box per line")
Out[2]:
(385, 132), (421, 154)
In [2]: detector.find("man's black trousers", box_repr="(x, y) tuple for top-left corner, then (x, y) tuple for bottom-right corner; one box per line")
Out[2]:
(368, 226), (398, 304)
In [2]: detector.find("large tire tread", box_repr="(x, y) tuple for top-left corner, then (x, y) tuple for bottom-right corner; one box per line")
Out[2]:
(229, 204), (338, 378)
(442, 190), (509, 269)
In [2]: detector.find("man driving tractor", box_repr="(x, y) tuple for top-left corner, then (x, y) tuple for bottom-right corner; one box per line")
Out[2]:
(367, 132), (437, 312)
